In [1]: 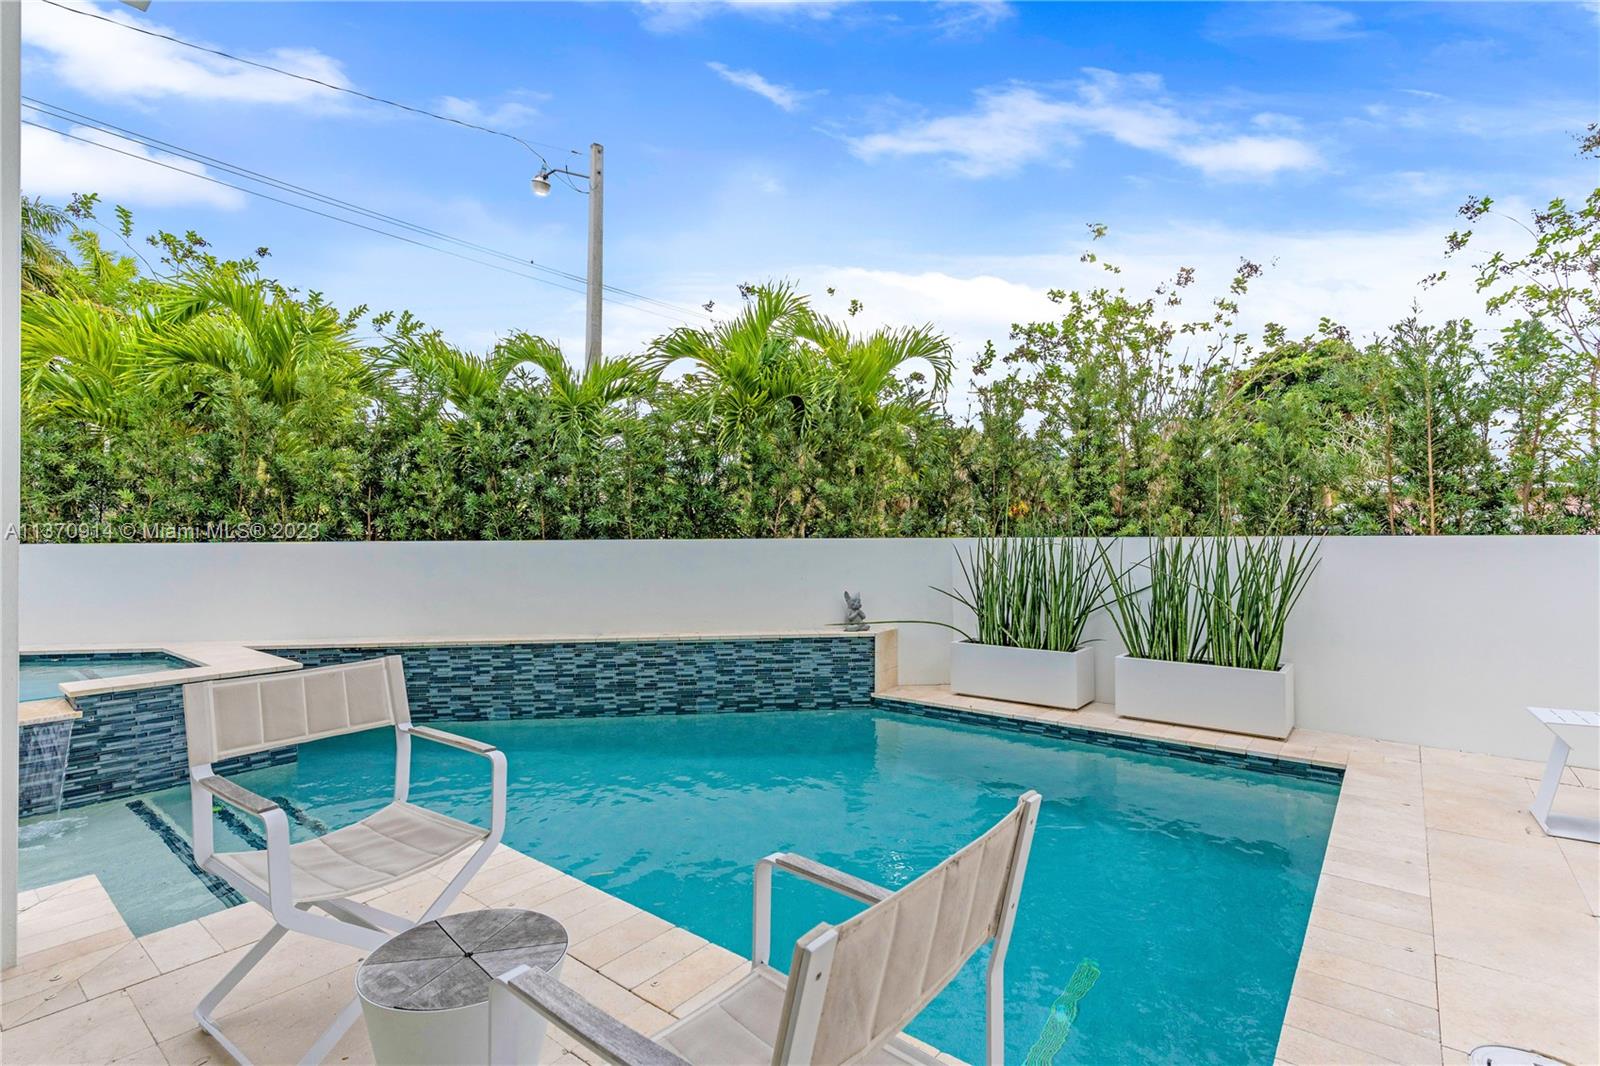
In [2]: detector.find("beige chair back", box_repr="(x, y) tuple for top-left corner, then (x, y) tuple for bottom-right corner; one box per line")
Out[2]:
(184, 656), (409, 766)
(789, 792), (1040, 1066)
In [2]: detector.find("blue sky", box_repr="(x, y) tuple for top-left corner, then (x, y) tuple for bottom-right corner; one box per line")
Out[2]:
(20, 0), (1599, 406)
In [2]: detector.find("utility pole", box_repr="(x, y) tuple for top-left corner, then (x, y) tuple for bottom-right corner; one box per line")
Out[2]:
(532, 142), (604, 374)
(584, 142), (603, 374)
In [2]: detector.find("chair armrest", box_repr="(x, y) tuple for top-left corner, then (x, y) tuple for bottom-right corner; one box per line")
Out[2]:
(769, 852), (892, 904)
(191, 772), (294, 917)
(751, 851), (890, 966)
(402, 724), (498, 756)
(194, 774), (280, 817)
(396, 723), (508, 852)
(491, 965), (690, 1066)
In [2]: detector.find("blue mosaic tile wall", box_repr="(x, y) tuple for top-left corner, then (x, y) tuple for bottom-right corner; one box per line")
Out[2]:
(24, 636), (877, 817)
(19, 720), (73, 814)
(274, 637), (878, 721)
(37, 684), (296, 817)
(874, 699), (1346, 785)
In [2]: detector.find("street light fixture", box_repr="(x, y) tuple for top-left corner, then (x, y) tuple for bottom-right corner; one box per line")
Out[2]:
(532, 143), (604, 373)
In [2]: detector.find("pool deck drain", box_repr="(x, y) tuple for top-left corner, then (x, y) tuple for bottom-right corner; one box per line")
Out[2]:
(4, 694), (1596, 1065)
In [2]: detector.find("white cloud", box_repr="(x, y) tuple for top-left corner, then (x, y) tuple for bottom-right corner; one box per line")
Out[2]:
(639, 0), (1006, 36)
(1357, 93), (1592, 141)
(1173, 136), (1323, 178)
(22, 0), (351, 107)
(706, 63), (814, 112)
(931, 1), (1014, 39)
(636, 1), (853, 34)
(1206, 4), (1363, 43)
(295, 205), (1532, 416)
(436, 94), (547, 128)
(604, 212), (1533, 412)
(21, 123), (245, 209)
(848, 71), (1322, 181)
(1251, 112), (1304, 132)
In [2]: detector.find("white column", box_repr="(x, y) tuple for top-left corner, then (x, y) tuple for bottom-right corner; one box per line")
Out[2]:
(1, 0), (23, 969)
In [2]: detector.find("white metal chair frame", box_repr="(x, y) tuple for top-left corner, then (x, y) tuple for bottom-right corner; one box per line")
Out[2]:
(491, 792), (1041, 1066)
(185, 657), (507, 1066)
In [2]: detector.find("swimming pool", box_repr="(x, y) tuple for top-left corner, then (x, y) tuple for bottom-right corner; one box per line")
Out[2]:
(19, 651), (193, 702)
(21, 707), (1337, 1064)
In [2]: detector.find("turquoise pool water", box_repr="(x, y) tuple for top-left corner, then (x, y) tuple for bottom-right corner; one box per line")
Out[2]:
(19, 652), (191, 702)
(21, 708), (1337, 1064)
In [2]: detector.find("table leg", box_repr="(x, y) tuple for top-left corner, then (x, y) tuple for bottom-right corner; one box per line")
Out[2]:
(1531, 735), (1570, 836)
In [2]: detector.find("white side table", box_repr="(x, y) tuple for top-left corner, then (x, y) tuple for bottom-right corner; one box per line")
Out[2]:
(1528, 706), (1599, 844)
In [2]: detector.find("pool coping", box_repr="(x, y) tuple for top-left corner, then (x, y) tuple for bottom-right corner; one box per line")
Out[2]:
(875, 683), (1600, 1066)
(875, 693), (1345, 784)
(19, 642), (302, 702)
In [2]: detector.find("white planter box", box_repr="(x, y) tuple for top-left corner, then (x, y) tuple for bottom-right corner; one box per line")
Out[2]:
(1114, 655), (1295, 739)
(950, 642), (1096, 710)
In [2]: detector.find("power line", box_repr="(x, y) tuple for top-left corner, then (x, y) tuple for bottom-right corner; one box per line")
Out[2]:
(22, 117), (706, 327)
(24, 98), (711, 322)
(38, 0), (579, 165)
(28, 99), (573, 292)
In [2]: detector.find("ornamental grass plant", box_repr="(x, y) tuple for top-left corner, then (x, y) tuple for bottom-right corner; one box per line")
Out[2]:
(940, 536), (1110, 653)
(1102, 537), (1319, 671)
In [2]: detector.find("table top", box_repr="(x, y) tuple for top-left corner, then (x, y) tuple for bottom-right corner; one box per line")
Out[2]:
(357, 908), (568, 1012)
(1529, 706), (1600, 728)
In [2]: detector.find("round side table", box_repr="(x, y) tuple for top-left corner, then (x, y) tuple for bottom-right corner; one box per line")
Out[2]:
(357, 908), (568, 1065)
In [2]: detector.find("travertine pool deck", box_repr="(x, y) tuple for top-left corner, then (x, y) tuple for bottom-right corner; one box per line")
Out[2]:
(4, 690), (1596, 1065)
(4, 850), (799, 1064)
(0, 845), (957, 1066)
(878, 686), (1600, 1066)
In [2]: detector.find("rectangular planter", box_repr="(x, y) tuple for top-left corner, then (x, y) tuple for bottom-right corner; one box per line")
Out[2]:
(950, 642), (1096, 710)
(1114, 654), (1295, 739)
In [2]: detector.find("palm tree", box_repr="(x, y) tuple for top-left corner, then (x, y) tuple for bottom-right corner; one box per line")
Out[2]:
(378, 331), (530, 411)
(802, 314), (954, 433)
(20, 293), (142, 431)
(143, 266), (368, 412)
(651, 282), (817, 439)
(498, 330), (662, 432)
(652, 282), (954, 442)
(20, 198), (75, 296)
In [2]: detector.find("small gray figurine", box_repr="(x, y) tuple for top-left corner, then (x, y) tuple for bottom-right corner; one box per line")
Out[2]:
(843, 590), (868, 631)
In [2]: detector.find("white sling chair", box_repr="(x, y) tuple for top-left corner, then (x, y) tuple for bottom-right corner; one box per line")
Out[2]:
(491, 791), (1041, 1066)
(183, 656), (507, 1065)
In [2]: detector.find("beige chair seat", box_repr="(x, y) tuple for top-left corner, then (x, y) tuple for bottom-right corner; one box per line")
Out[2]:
(656, 967), (935, 1066)
(210, 801), (488, 902)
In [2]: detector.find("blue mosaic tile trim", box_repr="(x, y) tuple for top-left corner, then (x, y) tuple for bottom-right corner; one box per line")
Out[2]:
(874, 699), (1346, 784)
(273, 638), (876, 721)
(19, 720), (73, 814)
(45, 684), (296, 816)
(126, 799), (244, 908)
(273, 795), (331, 836)
(214, 804), (267, 851)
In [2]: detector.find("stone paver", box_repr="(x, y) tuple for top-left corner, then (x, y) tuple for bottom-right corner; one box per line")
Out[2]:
(1, 845), (909, 1065)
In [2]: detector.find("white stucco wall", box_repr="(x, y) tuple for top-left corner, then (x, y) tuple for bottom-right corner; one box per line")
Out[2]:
(1025, 537), (1600, 763)
(19, 538), (956, 681)
(20, 537), (1599, 762)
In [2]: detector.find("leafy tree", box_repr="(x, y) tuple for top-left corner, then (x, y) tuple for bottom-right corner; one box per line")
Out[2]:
(1441, 124), (1600, 522)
